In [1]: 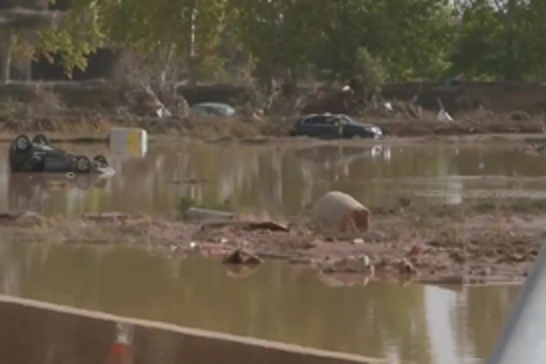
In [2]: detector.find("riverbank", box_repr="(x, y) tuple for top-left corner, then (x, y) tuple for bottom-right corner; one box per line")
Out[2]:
(2, 198), (542, 285)
(0, 114), (544, 144)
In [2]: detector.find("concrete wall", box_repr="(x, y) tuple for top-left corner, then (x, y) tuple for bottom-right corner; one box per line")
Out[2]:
(0, 295), (384, 364)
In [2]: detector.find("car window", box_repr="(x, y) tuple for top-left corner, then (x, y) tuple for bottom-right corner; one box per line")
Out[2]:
(300, 115), (341, 125)
(300, 116), (319, 125)
(324, 117), (341, 125)
(338, 116), (351, 123)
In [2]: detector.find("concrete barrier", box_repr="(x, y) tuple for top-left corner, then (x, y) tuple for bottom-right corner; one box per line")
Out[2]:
(0, 295), (384, 364)
(108, 127), (148, 157)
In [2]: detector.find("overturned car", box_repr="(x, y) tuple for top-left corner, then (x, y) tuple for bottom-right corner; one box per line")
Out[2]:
(9, 134), (110, 174)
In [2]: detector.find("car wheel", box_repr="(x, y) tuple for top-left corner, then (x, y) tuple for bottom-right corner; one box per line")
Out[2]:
(32, 134), (50, 146)
(14, 134), (31, 152)
(75, 156), (92, 173)
(93, 155), (108, 168)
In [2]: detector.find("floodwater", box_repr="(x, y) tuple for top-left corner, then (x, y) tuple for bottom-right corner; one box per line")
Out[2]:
(0, 141), (534, 363)
(2, 141), (546, 218)
(0, 241), (520, 364)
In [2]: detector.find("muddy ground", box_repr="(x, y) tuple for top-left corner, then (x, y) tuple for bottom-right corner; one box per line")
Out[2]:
(2, 198), (544, 286)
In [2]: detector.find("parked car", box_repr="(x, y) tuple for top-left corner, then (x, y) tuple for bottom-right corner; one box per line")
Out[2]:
(289, 114), (383, 139)
(191, 102), (236, 117)
(9, 133), (110, 174)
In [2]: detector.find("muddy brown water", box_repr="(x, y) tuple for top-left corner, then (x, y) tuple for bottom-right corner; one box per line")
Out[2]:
(0, 142), (537, 363)
(0, 241), (520, 364)
(2, 142), (546, 218)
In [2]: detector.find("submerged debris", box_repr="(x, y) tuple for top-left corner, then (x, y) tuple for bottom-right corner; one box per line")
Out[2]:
(222, 248), (263, 265)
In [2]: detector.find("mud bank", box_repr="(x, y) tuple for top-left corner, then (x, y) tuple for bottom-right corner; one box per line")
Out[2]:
(2, 199), (543, 285)
(0, 113), (543, 142)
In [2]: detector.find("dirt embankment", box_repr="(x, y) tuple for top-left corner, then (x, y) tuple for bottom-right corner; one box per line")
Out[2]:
(0, 81), (544, 140)
(2, 199), (543, 285)
(0, 111), (542, 142)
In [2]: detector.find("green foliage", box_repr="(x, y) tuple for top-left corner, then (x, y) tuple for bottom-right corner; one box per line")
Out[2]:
(35, 0), (106, 75)
(450, 0), (546, 80)
(352, 48), (385, 97)
(7, 0), (546, 82)
(308, 0), (454, 82)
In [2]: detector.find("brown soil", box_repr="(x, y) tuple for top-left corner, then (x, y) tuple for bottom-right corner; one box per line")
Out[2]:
(2, 199), (544, 286)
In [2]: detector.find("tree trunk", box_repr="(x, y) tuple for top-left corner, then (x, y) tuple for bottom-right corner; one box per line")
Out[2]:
(0, 34), (12, 84)
(504, 0), (517, 81)
(187, 0), (199, 85)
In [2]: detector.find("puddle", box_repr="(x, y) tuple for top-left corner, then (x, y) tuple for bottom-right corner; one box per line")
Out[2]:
(0, 241), (520, 364)
(2, 142), (546, 218)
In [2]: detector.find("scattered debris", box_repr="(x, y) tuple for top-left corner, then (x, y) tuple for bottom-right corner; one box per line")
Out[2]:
(184, 207), (237, 222)
(400, 258), (416, 275)
(82, 212), (129, 222)
(243, 221), (290, 232)
(437, 110), (454, 123)
(222, 248), (263, 265)
(189, 241), (199, 251)
(0, 210), (42, 225)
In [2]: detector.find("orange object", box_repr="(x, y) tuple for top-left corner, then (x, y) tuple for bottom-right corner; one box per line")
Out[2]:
(105, 343), (133, 364)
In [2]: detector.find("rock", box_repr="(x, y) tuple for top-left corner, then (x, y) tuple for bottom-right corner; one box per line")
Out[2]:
(222, 248), (263, 265)
(311, 191), (371, 235)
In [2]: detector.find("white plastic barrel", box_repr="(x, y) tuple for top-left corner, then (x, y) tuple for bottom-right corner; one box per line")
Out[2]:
(108, 128), (148, 157)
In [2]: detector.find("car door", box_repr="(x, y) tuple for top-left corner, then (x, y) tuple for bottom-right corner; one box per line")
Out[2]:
(298, 116), (320, 136)
(320, 116), (343, 138)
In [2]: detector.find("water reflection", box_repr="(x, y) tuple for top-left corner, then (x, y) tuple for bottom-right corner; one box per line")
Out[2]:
(1, 143), (546, 217)
(0, 296), (381, 364)
(0, 242), (520, 364)
(8, 173), (111, 213)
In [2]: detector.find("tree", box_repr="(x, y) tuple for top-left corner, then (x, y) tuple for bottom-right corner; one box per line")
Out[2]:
(230, 0), (322, 89)
(8, 0), (228, 85)
(450, 0), (546, 80)
(309, 0), (455, 84)
(97, 0), (228, 84)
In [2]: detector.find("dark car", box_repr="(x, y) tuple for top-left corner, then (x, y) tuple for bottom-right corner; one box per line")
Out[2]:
(289, 114), (383, 139)
(9, 133), (110, 174)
